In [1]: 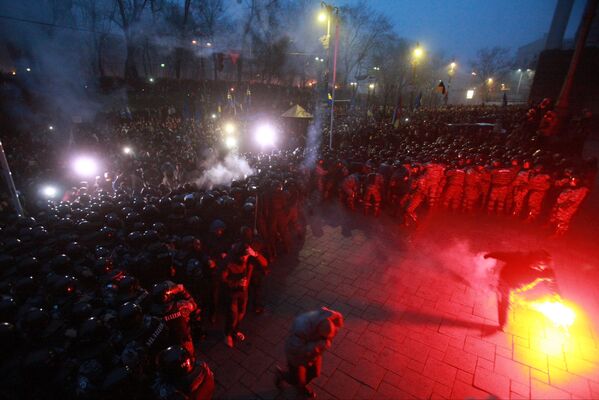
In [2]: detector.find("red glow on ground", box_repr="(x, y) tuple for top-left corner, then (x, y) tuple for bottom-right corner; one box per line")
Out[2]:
(508, 294), (598, 386)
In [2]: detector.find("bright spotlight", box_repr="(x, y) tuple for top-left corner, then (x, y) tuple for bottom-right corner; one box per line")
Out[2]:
(160, 63), (166, 68)
(224, 122), (236, 135)
(73, 156), (99, 177)
(48, 125), (54, 131)
(255, 124), (276, 147)
(26, 67), (31, 72)
(41, 185), (58, 199)
(149, 77), (155, 83)
(123, 146), (132, 155)
(211, 114), (217, 119)
(225, 136), (237, 149)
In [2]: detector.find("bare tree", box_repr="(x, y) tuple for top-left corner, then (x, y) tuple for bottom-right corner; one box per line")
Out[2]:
(369, 34), (410, 111)
(470, 46), (513, 101)
(338, 2), (393, 84)
(241, 0), (290, 83)
(74, 0), (116, 77)
(114, 0), (149, 81)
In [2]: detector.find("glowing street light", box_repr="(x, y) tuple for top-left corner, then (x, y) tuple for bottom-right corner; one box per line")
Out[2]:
(450, 62), (456, 69)
(412, 44), (424, 64)
(211, 114), (217, 119)
(48, 125), (54, 131)
(123, 146), (133, 155)
(192, 40), (197, 45)
(206, 42), (212, 47)
(149, 77), (155, 83)
(254, 124), (276, 148)
(487, 77), (494, 85)
(317, 11), (328, 22)
(224, 122), (236, 135)
(11, 71), (16, 76)
(471, 71), (477, 76)
(160, 63), (166, 68)
(368, 83), (375, 89)
(72, 156), (99, 178)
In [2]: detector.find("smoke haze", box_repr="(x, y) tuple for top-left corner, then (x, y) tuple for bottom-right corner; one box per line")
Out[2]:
(196, 152), (254, 188)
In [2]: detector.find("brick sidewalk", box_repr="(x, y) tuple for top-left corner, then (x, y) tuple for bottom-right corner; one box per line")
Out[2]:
(199, 204), (599, 400)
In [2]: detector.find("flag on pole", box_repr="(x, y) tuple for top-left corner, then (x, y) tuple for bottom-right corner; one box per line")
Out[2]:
(415, 92), (423, 109)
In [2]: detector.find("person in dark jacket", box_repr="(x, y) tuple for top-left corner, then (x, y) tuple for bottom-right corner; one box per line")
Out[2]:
(275, 307), (344, 398)
(484, 250), (557, 330)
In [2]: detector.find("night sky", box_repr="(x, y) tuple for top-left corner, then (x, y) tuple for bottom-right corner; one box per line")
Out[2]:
(363, 0), (587, 62)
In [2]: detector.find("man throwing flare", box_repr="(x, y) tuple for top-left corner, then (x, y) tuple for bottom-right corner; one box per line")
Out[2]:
(484, 250), (558, 331)
(275, 307), (344, 398)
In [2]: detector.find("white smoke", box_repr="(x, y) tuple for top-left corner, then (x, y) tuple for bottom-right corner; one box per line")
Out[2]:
(405, 236), (499, 294)
(196, 153), (253, 189)
(302, 101), (323, 168)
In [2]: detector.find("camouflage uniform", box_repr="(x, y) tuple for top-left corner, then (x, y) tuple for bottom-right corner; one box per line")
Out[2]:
(525, 172), (552, 221)
(462, 166), (483, 212)
(549, 186), (589, 236)
(510, 170), (532, 217)
(423, 162), (446, 208)
(479, 166), (492, 207)
(404, 171), (428, 225)
(487, 167), (515, 214)
(442, 166), (465, 211)
(340, 173), (361, 211)
(363, 172), (385, 216)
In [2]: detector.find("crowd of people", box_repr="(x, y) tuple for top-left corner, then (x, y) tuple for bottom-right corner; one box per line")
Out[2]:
(317, 127), (595, 237)
(0, 82), (596, 398)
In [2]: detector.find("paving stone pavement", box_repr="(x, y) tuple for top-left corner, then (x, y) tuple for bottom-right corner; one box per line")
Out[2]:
(198, 202), (599, 400)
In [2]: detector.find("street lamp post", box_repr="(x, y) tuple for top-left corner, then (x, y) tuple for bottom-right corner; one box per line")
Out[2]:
(320, 2), (339, 150)
(446, 61), (456, 105)
(516, 69), (524, 96)
(486, 77), (494, 103)
(410, 43), (424, 111)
